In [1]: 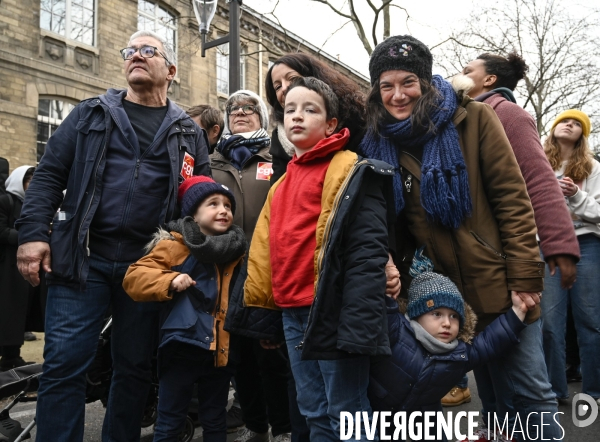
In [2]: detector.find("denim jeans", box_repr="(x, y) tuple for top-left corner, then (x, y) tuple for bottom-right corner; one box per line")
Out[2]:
(542, 234), (600, 399)
(282, 307), (376, 442)
(473, 319), (562, 442)
(154, 342), (232, 442)
(36, 253), (160, 442)
(456, 373), (469, 389)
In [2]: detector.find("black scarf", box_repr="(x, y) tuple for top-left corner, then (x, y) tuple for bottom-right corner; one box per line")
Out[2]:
(167, 217), (247, 264)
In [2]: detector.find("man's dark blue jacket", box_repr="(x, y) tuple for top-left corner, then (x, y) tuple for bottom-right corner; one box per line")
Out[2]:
(16, 89), (211, 288)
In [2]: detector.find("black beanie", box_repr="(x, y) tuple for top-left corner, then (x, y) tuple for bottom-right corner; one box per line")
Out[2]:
(369, 35), (433, 85)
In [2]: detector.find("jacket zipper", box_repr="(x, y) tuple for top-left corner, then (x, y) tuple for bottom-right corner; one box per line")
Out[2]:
(299, 159), (368, 351)
(399, 166), (413, 193)
(399, 150), (422, 192)
(213, 265), (221, 364)
(404, 174), (412, 192)
(470, 231), (507, 259)
(78, 119), (111, 280)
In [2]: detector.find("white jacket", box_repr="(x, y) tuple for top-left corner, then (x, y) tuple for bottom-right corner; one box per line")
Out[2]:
(556, 159), (600, 238)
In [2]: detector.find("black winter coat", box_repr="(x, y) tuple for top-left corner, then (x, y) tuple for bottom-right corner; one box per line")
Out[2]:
(0, 194), (30, 346)
(302, 160), (394, 359)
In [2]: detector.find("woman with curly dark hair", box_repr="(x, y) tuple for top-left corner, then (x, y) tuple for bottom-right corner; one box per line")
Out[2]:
(265, 53), (366, 183)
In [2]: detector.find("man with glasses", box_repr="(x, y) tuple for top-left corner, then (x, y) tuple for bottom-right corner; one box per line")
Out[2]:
(16, 30), (211, 442)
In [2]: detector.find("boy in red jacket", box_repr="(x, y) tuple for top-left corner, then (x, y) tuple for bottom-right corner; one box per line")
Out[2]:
(244, 77), (394, 441)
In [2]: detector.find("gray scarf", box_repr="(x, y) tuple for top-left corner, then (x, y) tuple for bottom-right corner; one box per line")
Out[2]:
(406, 314), (459, 355)
(167, 217), (247, 264)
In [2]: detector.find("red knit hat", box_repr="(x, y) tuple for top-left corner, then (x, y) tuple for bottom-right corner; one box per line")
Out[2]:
(178, 176), (236, 217)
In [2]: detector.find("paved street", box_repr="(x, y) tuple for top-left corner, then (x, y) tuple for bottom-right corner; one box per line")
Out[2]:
(2, 335), (598, 441)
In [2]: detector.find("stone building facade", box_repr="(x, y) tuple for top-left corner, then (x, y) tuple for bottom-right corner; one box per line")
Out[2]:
(0, 0), (368, 170)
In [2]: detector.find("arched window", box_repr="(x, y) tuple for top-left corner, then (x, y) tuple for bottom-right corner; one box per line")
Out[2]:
(40, 0), (96, 46)
(138, 0), (177, 59)
(37, 99), (75, 162)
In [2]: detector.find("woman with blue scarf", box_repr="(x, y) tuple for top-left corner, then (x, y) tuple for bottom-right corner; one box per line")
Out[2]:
(362, 36), (563, 441)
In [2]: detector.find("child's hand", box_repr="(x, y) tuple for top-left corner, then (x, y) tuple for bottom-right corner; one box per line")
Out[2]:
(170, 274), (196, 292)
(385, 254), (401, 299)
(510, 290), (530, 321)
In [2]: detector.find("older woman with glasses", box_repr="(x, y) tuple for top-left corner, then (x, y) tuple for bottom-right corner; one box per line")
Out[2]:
(211, 90), (272, 244)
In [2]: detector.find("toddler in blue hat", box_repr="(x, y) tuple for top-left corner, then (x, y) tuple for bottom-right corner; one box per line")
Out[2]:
(369, 249), (530, 427)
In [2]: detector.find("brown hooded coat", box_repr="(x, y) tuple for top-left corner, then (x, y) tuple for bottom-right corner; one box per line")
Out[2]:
(395, 95), (545, 331)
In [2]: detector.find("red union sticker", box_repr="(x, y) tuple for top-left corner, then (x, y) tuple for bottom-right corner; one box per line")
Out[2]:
(180, 152), (194, 180)
(256, 162), (273, 181)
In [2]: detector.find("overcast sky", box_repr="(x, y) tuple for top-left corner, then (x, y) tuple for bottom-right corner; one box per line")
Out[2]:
(242, 0), (593, 81)
(243, 0), (478, 77)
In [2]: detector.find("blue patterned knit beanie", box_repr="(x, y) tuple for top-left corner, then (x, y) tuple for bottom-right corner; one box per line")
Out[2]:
(407, 248), (465, 325)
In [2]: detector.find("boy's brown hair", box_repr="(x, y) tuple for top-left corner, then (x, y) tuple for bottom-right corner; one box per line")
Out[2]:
(286, 77), (339, 124)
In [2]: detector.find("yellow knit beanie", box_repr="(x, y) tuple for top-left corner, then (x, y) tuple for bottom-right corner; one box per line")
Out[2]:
(551, 110), (591, 138)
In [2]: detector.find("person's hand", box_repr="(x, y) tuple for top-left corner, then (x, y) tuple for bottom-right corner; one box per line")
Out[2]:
(511, 291), (541, 311)
(385, 254), (401, 299)
(17, 241), (51, 287)
(169, 274), (195, 292)
(558, 177), (578, 197)
(546, 254), (577, 289)
(510, 290), (528, 321)
(260, 339), (282, 349)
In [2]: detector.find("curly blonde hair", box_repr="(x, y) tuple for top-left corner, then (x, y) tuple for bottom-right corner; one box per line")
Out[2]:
(544, 126), (593, 182)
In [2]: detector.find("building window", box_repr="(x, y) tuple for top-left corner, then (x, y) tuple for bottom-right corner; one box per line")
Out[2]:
(37, 99), (75, 162)
(138, 0), (177, 59)
(40, 0), (96, 46)
(216, 43), (246, 95)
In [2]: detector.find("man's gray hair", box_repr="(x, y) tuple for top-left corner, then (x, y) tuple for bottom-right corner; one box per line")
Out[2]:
(128, 30), (176, 66)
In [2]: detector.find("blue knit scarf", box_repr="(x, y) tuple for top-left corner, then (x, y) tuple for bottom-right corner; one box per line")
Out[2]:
(216, 128), (271, 171)
(359, 75), (471, 229)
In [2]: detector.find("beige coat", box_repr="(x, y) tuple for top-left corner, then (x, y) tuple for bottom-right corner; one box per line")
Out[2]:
(210, 147), (273, 243)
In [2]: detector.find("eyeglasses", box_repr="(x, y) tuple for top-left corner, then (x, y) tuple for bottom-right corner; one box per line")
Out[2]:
(227, 105), (258, 116)
(120, 45), (171, 64)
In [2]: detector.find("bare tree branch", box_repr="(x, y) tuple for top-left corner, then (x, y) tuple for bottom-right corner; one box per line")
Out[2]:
(318, 19), (354, 55)
(306, 0), (411, 55)
(371, 0), (393, 47)
(309, 0), (353, 19)
(348, 0), (373, 54)
(434, 0), (600, 143)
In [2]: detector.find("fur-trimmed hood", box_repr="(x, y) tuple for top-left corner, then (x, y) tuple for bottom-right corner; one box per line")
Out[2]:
(450, 74), (475, 102)
(145, 226), (175, 254)
(396, 297), (477, 344)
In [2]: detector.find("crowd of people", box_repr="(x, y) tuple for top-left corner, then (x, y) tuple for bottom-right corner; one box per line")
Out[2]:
(1, 27), (598, 442)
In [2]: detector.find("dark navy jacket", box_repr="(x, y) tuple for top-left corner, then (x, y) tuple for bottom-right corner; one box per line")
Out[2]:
(16, 89), (210, 288)
(160, 253), (241, 360)
(369, 298), (526, 413)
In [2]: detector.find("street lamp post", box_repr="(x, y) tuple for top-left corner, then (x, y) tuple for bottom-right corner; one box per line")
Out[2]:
(193, 0), (242, 94)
